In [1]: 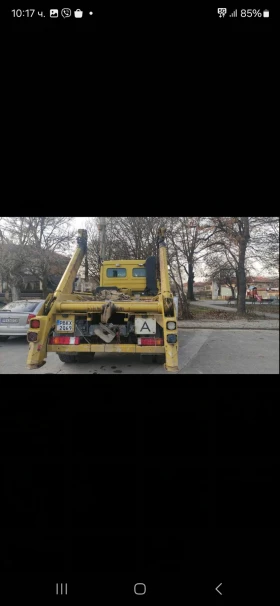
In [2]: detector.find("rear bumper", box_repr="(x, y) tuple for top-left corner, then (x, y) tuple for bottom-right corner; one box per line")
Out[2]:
(0, 328), (27, 336)
(47, 344), (165, 354)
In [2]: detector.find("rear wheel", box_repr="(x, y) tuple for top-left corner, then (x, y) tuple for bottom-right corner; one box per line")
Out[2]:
(57, 353), (78, 364)
(57, 353), (96, 364)
(76, 353), (95, 363)
(153, 354), (165, 364)
(140, 354), (153, 364)
(0, 336), (9, 342)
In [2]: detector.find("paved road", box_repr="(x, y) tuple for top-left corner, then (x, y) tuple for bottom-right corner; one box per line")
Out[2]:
(191, 300), (278, 320)
(0, 329), (278, 374)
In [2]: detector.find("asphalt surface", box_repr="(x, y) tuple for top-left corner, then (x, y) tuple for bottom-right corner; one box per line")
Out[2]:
(0, 329), (278, 374)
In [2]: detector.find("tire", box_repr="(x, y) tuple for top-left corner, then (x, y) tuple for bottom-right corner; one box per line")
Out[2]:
(57, 353), (78, 364)
(0, 336), (9, 342)
(76, 353), (95, 363)
(153, 354), (165, 364)
(140, 354), (153, 364)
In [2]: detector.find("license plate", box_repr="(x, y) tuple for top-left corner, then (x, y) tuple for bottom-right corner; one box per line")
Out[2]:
(1, 317), (19, 324)
(56, 320), (74, 332)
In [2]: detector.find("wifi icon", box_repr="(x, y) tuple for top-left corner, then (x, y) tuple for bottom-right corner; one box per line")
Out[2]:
(229, 9), (238, 17)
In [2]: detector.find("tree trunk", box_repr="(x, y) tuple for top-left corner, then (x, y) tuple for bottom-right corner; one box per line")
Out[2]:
(178, 290), (190, 319)
(11, 285), (21, 301)
(237, 218), (250, 315)
(230, 284), (235, 298)
(42, 275), (49, 299)
(187, 262), (195, 301)
(236, 272), (239, 305)
(237, 267), (246, 313)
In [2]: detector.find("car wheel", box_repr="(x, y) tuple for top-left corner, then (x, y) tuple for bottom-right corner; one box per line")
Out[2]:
(57, 353), (78, 364)
(0, 336), (9, 342)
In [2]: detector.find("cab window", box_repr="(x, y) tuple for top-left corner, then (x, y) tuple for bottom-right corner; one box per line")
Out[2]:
(132, 268), (146, 277)
(106, 268), (127, 278)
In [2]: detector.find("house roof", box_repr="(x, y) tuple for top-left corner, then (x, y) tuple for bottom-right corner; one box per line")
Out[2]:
(193, 281), (212, 287)
(252, 276), (278, 282)
(247, 276), (279, 284)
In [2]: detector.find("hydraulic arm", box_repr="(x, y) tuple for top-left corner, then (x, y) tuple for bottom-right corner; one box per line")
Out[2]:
(26, 230), (87, 369)
(54, 229), (87, 296)
(157, 228), (179, 371)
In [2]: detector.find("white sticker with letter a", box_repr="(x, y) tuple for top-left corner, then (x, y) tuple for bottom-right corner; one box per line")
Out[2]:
(135, 318), (156, 335)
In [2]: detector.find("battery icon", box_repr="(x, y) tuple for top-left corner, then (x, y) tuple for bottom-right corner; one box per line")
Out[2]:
(263, 9), (269, 18)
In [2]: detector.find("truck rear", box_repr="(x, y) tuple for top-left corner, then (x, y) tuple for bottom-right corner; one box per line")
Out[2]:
(26, 229), (178, 371)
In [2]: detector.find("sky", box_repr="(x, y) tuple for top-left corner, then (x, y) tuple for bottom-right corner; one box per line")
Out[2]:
(72, 217), (93, 229)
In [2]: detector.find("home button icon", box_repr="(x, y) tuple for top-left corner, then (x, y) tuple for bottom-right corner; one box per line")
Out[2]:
(134, 583), (146, 595)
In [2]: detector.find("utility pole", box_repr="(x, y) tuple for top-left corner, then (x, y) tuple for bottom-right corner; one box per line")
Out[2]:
(98, 217), (106, 262)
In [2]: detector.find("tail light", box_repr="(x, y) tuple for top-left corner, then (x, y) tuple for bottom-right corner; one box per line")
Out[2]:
(30, 319), (40, 328)
(27, 314), (36, 323)
(49, 336), (80, 345)
(27, 332), (38, 342)
(138, 338), (164, 346)
(167, 321), (176, 330)
(167, 334), (177, 343)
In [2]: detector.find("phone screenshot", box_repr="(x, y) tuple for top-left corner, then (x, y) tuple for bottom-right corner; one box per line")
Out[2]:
(3, 7), (277, 603)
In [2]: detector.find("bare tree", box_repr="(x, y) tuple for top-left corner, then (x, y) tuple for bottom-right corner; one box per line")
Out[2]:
(104, 217), (164, 259)
(0, 217), (75, 298)
(207, 218), (252, 314)
(84, 219), (102, 284)
(205, 252), (237, 298)
(165, 217), (217, 301)
(0, 239), (27, 300)
(86, 216), (167, 278)
(246, 217), (279, 275)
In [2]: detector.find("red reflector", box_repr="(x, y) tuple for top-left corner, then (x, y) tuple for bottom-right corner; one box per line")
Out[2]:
(30, 319), (40, 328)
(27, 314), (36, 322)
(49, 336), (80, 345)
(27, 332), (38, 342)
(139, 338), (164, 346)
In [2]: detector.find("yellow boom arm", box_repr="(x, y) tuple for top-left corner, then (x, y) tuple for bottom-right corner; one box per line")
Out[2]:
(54, 229), (87, 295)
(26, 230), (87, 369)
(158, 228), (179, 372)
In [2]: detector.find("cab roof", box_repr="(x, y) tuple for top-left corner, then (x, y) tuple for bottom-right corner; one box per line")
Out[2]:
(102, 260), (146, 265)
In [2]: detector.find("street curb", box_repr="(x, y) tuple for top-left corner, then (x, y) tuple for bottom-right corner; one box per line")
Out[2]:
(179, 326), (279, 330)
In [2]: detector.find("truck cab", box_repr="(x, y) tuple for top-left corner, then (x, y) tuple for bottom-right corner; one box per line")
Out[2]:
(99, 257), (159, 296)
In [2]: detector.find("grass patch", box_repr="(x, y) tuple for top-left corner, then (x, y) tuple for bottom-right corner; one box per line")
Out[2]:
(195, 301), (279, 319)
(216, 302), (279, 314)
(189, 305), (245, 321)
(188, 304), (278, 321)
(257, 305), (279, 314)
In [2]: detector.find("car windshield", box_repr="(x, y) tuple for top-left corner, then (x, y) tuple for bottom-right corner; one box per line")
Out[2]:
(1, 301), (40, 313)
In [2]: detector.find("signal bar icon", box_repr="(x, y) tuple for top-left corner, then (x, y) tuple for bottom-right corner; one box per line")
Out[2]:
(229, 9), (238, 18)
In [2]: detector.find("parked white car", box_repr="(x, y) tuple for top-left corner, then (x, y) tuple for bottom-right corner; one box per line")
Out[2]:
(0, 299), (44, 341)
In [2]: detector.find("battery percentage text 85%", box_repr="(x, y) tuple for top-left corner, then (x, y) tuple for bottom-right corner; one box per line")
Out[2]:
(241, 9), (262, 17)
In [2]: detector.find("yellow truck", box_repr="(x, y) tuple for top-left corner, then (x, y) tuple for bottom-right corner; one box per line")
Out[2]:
(26, 228), (178, 371)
